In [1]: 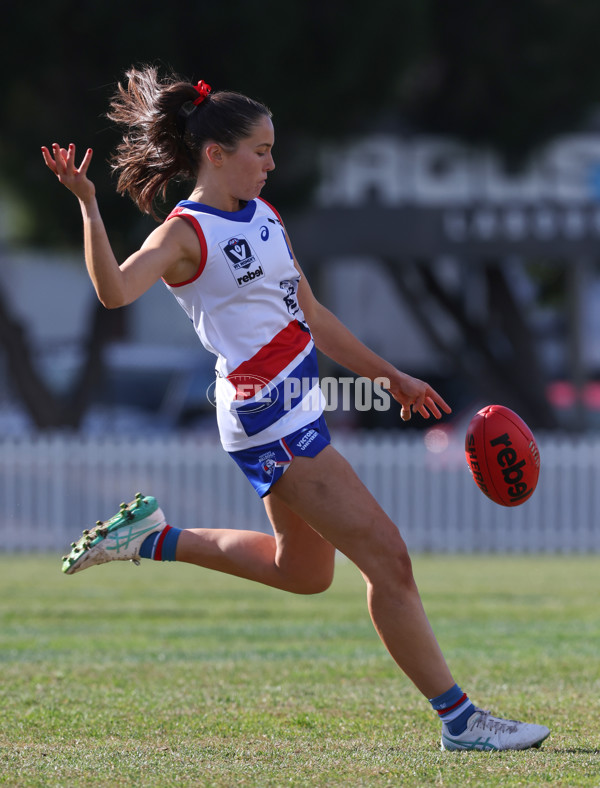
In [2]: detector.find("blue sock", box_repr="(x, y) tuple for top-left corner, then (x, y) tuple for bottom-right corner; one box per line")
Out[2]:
(429, 684), (476, 735)
(139, 525), (181, 561)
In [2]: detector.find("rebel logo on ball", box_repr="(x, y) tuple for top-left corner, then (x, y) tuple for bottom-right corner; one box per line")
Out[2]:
(464, 404), (540, 507)
(488, 431), (534, 504)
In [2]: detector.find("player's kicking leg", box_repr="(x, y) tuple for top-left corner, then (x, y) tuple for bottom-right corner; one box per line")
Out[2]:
(269, 445), (550, 752)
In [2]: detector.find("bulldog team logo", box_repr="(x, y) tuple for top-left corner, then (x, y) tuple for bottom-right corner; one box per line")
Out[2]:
(258, 450), (290, 477)
(259, 451), (278, 476)
(220, 235), (265, 287)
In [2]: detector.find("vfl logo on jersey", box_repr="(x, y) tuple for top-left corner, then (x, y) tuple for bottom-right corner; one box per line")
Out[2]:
(220, 235), (265, 288)
(221, 236), (255, 269)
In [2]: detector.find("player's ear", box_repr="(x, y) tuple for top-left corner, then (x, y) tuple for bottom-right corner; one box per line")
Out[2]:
(205, 143), (224, 167)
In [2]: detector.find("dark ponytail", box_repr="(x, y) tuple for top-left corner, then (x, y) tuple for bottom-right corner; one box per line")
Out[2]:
(108, 65), (271, 217)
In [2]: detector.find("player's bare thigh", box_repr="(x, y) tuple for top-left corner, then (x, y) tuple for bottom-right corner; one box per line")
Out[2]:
(270, 445), (411, 579)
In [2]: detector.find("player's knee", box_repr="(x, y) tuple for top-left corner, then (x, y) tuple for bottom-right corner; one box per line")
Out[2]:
(293, 565), (334, 595)
(391, 547), (417, 591)
(360, 530), (417, 591)
(282, 556), (334, 594)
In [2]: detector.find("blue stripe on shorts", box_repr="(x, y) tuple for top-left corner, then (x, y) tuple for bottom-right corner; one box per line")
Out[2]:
(228, 414), (331, 498)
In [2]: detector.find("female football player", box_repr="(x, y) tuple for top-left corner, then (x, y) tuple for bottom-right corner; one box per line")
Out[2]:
(42, 66), (549, 751)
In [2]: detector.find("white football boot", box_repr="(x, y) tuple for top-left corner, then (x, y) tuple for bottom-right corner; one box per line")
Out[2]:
(61, 493), (166, 575)
(441, 709), (550, 751)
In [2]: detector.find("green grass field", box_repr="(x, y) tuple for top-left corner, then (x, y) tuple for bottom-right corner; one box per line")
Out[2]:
(1, 554), (599, 787)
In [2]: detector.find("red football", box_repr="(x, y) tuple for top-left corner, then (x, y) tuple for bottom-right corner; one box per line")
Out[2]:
(465, 405), (540, 507)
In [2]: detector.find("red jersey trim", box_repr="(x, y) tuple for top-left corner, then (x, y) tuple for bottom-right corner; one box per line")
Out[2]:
(163, 209), (207, 287)
(257, 197), (284, 226)
(227, 319), (311, 398)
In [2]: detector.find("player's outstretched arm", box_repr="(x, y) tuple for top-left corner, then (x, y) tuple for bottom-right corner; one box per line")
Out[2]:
(41, 143), (191, 309)
(42, 142), (133, 307)
(278, 220), (451, 422)
(306, 299), (450, 421)
(292, 248), (451, 422)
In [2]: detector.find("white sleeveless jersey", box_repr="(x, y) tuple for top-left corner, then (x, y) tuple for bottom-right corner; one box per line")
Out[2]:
(163, 197), (324, 451)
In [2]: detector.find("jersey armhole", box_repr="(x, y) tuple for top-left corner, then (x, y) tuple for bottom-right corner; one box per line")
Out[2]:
(162, 212), (208, 287)
(257, 196), (294, 261)
(257, 197), (284, 226)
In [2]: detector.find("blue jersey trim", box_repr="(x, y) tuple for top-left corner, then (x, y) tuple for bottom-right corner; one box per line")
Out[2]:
(175, 199), (258, 223)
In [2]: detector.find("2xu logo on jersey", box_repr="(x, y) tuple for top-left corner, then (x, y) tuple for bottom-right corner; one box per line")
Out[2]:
(221, 236), (265, 288)
(466, 431), (535, 505)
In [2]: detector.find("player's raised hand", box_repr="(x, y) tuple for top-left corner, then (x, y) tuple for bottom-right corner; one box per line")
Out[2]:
(386, 370), (452, 422)
(41, 143), (95, 203)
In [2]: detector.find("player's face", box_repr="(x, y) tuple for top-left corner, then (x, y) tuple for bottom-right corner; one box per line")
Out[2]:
(221, 115), (275, 202)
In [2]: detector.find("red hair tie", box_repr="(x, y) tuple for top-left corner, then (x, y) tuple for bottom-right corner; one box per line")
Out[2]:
(192, 80), (212, 106)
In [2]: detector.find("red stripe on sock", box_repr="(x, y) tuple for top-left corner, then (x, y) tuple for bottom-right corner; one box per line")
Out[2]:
(153, 525), (172, 561)
(437, 693), (468, 716)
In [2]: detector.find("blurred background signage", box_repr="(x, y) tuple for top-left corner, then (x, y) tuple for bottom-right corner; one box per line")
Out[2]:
(310, 134), (600, 253)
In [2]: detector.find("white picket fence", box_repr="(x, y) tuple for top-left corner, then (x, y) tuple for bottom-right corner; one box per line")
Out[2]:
(0, 429), (599, 554)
